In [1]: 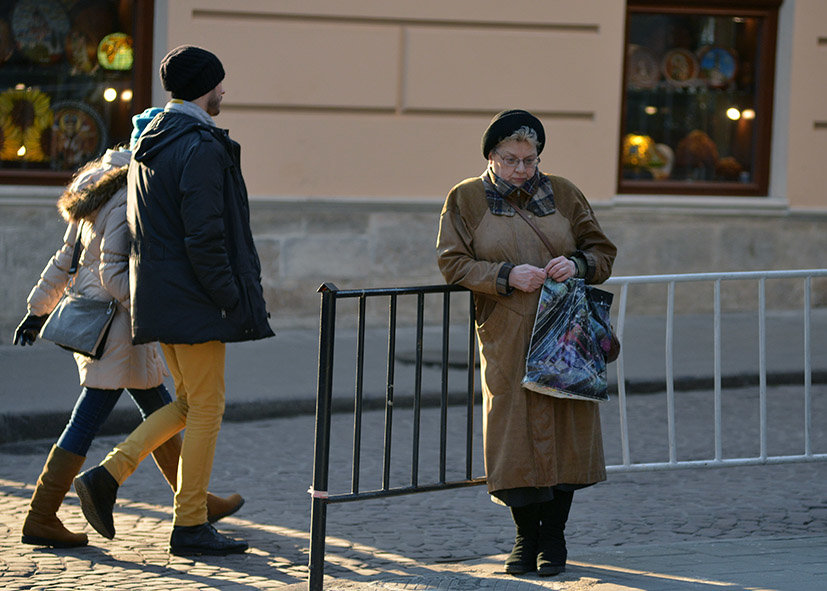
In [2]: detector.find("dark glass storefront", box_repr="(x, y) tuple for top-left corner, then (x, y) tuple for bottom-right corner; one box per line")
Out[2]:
(0, 0), (152, 184)
(619, 0), (781, 196)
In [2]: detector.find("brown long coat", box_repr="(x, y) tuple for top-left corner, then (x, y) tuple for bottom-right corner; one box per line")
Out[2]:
(436, 174), (616, 493)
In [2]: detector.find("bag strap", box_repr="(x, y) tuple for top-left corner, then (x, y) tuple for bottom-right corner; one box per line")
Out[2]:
(68, 222), (84, 275)
(507, 197), (555, 257)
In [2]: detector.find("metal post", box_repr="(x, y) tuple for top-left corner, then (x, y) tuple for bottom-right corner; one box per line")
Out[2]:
(666, 281), (677, 464)
(714, 279), (722, 462)
(382, 295), (397, 490)
(411, 293), (424, 486)
(759, 278), (767, 460)
(308, 283), (338, 591)
(616, 282), (631, 467)
(439, 291), (450, 483)
(352, 296), (366, 493)
(466, 291), (476, 480)
(804, 276), (812, 456)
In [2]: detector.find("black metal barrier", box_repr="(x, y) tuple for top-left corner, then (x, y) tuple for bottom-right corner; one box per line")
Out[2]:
(308, 283), (485, 590)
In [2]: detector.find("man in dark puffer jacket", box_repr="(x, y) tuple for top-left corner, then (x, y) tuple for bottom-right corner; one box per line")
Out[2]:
(74, 45), (274, 557)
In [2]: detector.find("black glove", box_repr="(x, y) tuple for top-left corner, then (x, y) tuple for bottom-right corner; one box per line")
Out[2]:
(13, 313), (48, 346)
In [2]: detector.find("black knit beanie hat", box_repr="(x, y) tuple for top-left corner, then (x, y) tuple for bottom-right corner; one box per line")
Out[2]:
(159, 45), (225, 101)
(481, 109), (546, 158)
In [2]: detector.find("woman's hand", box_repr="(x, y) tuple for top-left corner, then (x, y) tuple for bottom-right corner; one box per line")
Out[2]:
(13, 313), (47, 346)
(545, 256), (576, 282)
(508, 264), (546, 292)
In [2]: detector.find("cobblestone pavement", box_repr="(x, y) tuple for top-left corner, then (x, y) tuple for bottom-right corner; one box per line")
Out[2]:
(1, 384), (826, 590)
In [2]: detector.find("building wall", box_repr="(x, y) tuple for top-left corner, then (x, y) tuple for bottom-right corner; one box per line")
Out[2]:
(784, 0), (827, 209)
(2, 0), (826, 338)
(152, 0), (827, 211)
(160, 0), (625, 202)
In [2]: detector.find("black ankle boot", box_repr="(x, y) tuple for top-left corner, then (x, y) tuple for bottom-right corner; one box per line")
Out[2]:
(73, 466), (119, 540)
(504, 503), (540, 575)
(537, 490), (573, 576)
(169, 522), (248, 556)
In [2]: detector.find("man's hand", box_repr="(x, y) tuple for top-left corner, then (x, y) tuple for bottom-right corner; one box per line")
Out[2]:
(508, 264), (546, 293)
(545, 256), (576, 282)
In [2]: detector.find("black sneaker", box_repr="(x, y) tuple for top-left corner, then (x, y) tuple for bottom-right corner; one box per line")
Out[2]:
(73, 466), (119, 540)
(169, 523), (248, 556)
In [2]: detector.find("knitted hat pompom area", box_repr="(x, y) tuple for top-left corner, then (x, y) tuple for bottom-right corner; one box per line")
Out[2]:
(159, 45), (225, 102)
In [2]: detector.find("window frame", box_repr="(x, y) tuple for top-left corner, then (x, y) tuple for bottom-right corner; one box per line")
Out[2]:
(618, 0), (782, 197)
(0, 0), (154, 187)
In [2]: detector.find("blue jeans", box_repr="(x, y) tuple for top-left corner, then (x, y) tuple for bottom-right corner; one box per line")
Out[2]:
(56, 384), (173, 457)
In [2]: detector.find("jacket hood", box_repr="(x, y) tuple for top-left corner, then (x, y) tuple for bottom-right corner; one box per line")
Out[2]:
(133, 111), (209, 163)
(57, 150), (130, 222)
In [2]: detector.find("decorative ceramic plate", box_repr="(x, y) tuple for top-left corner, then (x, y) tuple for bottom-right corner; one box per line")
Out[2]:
(0, 20), (14, 65)
(698, 46), (738, 89)
(11, 0), (70, 64)
(650, 143), (674, 180)
(65, 28), (98, 73)
(627, 44), (660, 89)
(49, 101), (107, 170)
(662, 49), (700, 87)
(97, 32), (133, 70)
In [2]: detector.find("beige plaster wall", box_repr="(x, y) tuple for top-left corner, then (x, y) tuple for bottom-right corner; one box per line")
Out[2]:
(5, 3), (827, 366)
(160, 1), (625, 202)
(159, 1), (827, 209)
(784, 0), (827, 209)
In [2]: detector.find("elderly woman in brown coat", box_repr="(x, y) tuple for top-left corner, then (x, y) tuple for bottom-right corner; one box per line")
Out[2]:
(436, 109), (616, 576)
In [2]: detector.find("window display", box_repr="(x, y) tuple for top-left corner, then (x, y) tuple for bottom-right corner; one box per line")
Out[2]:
(619, 2), (781, 196)
(0, 0), (152, 184)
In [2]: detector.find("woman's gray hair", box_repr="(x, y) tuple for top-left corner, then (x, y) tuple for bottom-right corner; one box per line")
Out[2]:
(496, 125), (540, 151)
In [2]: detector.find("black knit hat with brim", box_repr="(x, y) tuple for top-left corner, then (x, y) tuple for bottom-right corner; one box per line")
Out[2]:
(481, 109), (546, 158)
(160, 45), (225, 101)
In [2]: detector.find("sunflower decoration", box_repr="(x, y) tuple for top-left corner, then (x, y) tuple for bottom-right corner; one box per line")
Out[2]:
(0, 87), (54, 162)
(0, 122), (23, 160)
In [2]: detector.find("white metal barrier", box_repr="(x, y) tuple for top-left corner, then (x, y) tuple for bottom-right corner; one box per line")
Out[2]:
(307, 270), (826, 589)
(603, 269), (827, 472)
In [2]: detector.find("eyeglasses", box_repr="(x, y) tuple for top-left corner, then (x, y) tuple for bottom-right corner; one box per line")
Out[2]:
(494, 151), (540, 169)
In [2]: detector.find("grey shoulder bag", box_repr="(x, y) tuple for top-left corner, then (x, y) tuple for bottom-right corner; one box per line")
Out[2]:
(39, 224), (117, 359)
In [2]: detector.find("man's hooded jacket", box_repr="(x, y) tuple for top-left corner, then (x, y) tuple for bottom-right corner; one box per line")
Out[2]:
(127, 110), (274, 344)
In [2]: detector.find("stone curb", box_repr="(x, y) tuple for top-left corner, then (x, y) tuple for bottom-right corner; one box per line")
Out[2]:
(2, 369), (825, 445)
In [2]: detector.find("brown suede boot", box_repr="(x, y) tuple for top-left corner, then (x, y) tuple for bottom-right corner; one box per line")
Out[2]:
(21, 445), (88, 548)
(151, 433), (244, 523)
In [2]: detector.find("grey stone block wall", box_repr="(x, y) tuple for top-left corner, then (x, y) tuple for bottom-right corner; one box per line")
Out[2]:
(2, 201), (67, 338)
(2, 196), (826, 339)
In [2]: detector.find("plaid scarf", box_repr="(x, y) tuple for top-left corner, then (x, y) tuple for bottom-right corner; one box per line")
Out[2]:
(481, 167), (556, 217)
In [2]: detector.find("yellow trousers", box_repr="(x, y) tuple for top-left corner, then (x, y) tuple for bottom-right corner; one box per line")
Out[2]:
(101, 341), (226, 526)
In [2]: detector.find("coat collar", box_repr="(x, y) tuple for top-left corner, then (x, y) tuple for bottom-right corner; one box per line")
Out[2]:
(165, 99), (216, 127)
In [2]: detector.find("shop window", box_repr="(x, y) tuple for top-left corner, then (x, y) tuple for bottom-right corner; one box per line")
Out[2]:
(0, 0), (153, 185)
(619, 0), (781, 196)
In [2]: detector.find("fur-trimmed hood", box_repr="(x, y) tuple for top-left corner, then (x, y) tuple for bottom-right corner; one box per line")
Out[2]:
(57, 150), (131, 222)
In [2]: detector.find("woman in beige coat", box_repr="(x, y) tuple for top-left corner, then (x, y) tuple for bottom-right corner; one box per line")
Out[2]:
(436, 109), (616, 577)
(13, 111), (242, 548)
